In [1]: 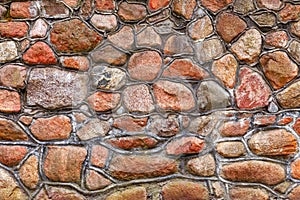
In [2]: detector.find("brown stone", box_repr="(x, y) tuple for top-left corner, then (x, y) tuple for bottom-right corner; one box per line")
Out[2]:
(0, 89), (21, 113)
(162, 58), (209, 80)
(95, 0), (115, 12)
(153, 80), (195, 111)
(86, 170), (111, 190)
(201, 0), (233, 12)
(0, 22), (28, 38)
(30, 115), (72, 141)
(276, 80), (300, 108)
(216, 141), (246, 158)
(148, 115), (179, 137)
(188, 15), (213, 40)
(109, 154), (178, 180)
(233, 0), (255, 14)
(19, 155), (39, 189)
(106, 187), (147, 200)
(212, 54), (238, 88)
(77, 118), (110, 140)
(188, 115), (218, 136)
(172, 0), (196, 20)
(291, 159), (300, 179)
(279, 3), (300, 23)
(229, 187), (269, 200)
(41, 0), (70, 18)
(288, 40), (300, 63)
(219, 119), (250, 137)
(164, 35), (193, 55)
(162, 180), (209, 200)
(113, 116), (147, 132)
(50, 19), (102, 53)
(221, 160), (285, 185)
(19, 116), (33, 126)
(43, 146), (87, 183)
(256, 0), (282, 10)
(291, 20), (300, 38)
(87, 91), (120, 112)
(108, 26), (134, 50)
(149, 0), (170, 11)
(10, 2), (38, 18)
(62, 0), (81, 7)
(166, 136), (205, 156)
(216, 12), (247, 43)
(251, 12), (276, 27)
(0, 145), (27, 166)
(91, 145), (109, 168)
(128, 51), (162, 81)
(34, 187), (86, 200)
(23, 42), (57, 65)
(107, 136), (158, 150)
(118, 2), (147, 22)
(0, 65), (26, 88)
(80, 0), (92, 19)
(60, 56), (89, 71)
(90, 45), (128, 66)
(265, 31), (289, 48)
(0, 118), (28, 141)
(187, 154), (216, 176)
(289, 185), (300, 200)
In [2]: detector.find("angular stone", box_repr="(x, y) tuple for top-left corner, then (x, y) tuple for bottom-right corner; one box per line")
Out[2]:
(0, 22), (28, 38)
(43, 146), (87, 183)
(87, 91), (120, 112)
(62, 0), (81, 7)
(253, 115), (276, 126)
(265, 31), (289, 48)
(219, 119), (250, 137)
(153, 80), (195, 111)
(61, 56), (89, 71)
(77, 118), (110, 140)
(166, 136), (205, 156)
(91, 14), (117, 32)
(27, 67), (88, 109)
(106, 187), (147, 200)
(91, 45), (128, 66)
(216, 12), (247, 43)
(172, 0), (196, 20)
(278, 116), (293, 126)
(109, 154), (178, 180)
(164, 35), (193, 55)
(107, 136), (158, 150)
(50, 19), (102, 53)
(231, 29), (262, 64)
(187, 154), (216, 176)
(293, 118), (300, 135)
(188, 15), (213, 40)
(256, 0), (282, 10)
(30, 115), (72, 141)
(34, 187), (86, 200)
(252, 12), (276, 27)
(0, 145), (27, 166)
(118, 2), (147, 22)
(260, 51), (298, 89)
(123, 84), (155, 113)
(113, 116), (147, 132)
(235, 67), (271, 109)
(195, 38), (224, 64)
(188, 115), (218, 136)
(23, 42), (57, 65)
(229, 187), (269, 200)
(41, 0), (70, 18)
(233, 0), (255, 14)
(108, 26), (134, 50)
(95, 0), (115, 12)
(201, 0), (233, 12)
(19, 155), (39, 189)
(288, 185), (300, 200)
(221, 160), (285, 185)
(163, 58), (209, 80)
(216, 141), (246, 158)
(147, 9), (169, 23)
(91, 145), (109, 168)
(80, 0), (92, 19)
(91, 66), (126, 90)
(279, 3), (300, 23)
(149, 0), (170, 11)
(291, 20), (300, 38)
(0, 41), (18, 63)
(288, 40), (300, 63)
(148, 115), (179, 137)
(136, 27), (162, 48)
(0, 65), (26, 88)
(276, 80), (300, 108)
(291, 159), (300, 179)
(0, 118), (28, 141)
(128, 51), (162, 81)
(86, 170), (111, 190)
(10, 1), (38, 18)
(197, 80), (231, 112)
(30, 19), (48, 38)
(0, 89), (21, 113)
(154, 19), (175, 35)
(19, 116), (33, 126)
(162, 180), (209, 200)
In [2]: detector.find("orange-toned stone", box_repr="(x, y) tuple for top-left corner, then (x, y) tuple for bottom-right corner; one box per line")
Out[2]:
(166, 136), (205, 156)
(106, 136), (158, 150)
(201, 0), (233, 12)
(293, 118), (300, 135)
(91, 145), (109, 168)
(0, 22), (28, 38)
(278, 116), (293, 125)
(279, 3), (300, 22)
(23, 42), (57, 65)
(117, 2), (147, 21)
(95, 0), (115, 11)
(86, 170), (111, 190)
(61, 56), (89, 71)
(0, 118), (28, 141)
(291, 159), (300, 179)
(149, 0), (170, 11)
(19, 155), (39, 189)
(253, 115), (276, 126)
(265, 31), (289, 48)
(219, 119), (250, 137)
(113, 116), (148, 132)
(230, 187), (269, 200)
(10, 2), (38, 18)
(19, 116), (33, 126)
(172, 0), (196, 20)
(0, 65), (27, 88)
(0, 90), (21, 113)
(187, 154), (216, 176)
(87, 91), (120, 112)
(0, 145), (27, 166)
(106, 187), (147, 200)
(216, 141), (246, 158)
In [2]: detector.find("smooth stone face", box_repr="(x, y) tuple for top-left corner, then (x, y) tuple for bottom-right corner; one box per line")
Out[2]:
(0, 22), (28, 38)
(265, 31), (289, 48)
(30, 19), (48, 38)
(87, 92), (120, 112)
(108, 26), (134, 50)
(0, 90), (21, 113)
(195, 38), (225, 64)
(166, 136), (205, 156)
(172, 0), (196, 20)
(76, 118), (110, 140)
(106, 187), (147, 200)
(233, 0), (255, 14)
(229, 187), (269, 200)
(216, 141), (246, 158)
(0, 41), (18, 63)
(19, 155), (39, 189)
(201, 0), (233, 12)
(291, 20), (300, 38)
(90, 14), (118, 32)
(34, 186), (86, 200)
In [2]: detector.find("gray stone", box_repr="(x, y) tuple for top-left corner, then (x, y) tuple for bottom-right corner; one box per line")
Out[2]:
(250, 12), (276, 27)
(233, 0), (255, 14)
(153, 19), (175, 35)
(188, 114), (218, 136)
(0, 5), (7, 19)
(195, 38), (224, 64)
(164, 35), (193, 55)
(148, 115), (179, 137)
(77, 118), (110, 140)
(0, 41), (18, 63)
(90, 45), (128, 66)
(136, 27), (162, 48)
(288, 40), (300, 63)
(108, 26), (134, 50)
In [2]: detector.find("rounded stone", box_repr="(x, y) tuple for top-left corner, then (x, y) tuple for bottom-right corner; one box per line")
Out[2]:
(90, 45), (128, 66)
(117, 2), (147, 22)
(256, 0), (282, 10)
(265, 31), (288, 48)
(276, 80), (300, 108)
(136, 27), (162, 48)
(195, 38), (225, 64)
(216, 141), (246, 158)
(164, 35), (193, 55)
(229, 187), (269, 200)
(0, 65), (27, 88)
(289, 185), (300, 200)
(187, 154), (216, 176)
(0, 41), (18, 63)
(0, 89), (21, 113)
(87, 91), (120, 112)
(0, 118), (28, 141)
(278, 3), (300, 23)
(201, 0), (233, 12)
(0, 22), (28, 38)
(0, 145), (28, 167)
(113, 116), (148, 132)
(95, 0), (115, 12)
(288, 40), (300, 63)
(108, 26), (134, 50)
(291, 20), (300, 38)
(166, 136), (205, 156)
(23, 42), (57, 65)
(219, 119), (250, 137)
(106, 187), (147, 200)
(188, 15), (213, 41)
(19, 155), (39, 189)
(148, 0), (170, 11)
(172, 0), (196, 20)
(107, 136), (158, 150)
(76, 118), (110, 140)
(30, 19), (48, 38)
(90, 14), (117, 32)
(91, 145), (109, 168)
(60, 56), (89, 71)
(86, 170), (111, 190)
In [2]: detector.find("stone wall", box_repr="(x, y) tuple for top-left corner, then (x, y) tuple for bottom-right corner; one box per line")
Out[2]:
(0, 0), (300, 199)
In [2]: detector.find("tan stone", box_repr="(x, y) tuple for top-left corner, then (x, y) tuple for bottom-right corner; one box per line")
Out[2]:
(216, 141), (246, 158)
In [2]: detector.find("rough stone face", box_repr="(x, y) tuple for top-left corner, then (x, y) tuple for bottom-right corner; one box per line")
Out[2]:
(212, 54), (238, 88)
(0, 41), (18, 63)
(108, 26), (134, 50)
(216, 12), (247, 43)
(30, 115), (72, 141)
(276, 80), (300, 108)
(19, 155), (39, 189)
(90, 45), (128, 66)
(216, 141), (246, 158)
(30, 19), (48, 38)
(166, 136), (205, 156)
(109, 154), (178, 180)
(148, 115), (179, 137)
(128, 51), (162, 81)
(19, 116), (33, 126)
(149, 0), (170, 11)
(0, 145), (27, 166)
(91, 145), (109, 168)
(251, 12), (276, 27)
(34, 187), (86, 200)
(61, 56), (89, 71)
(106, 187), (147, 200)
(288, 185), (300, 200)
(117, 2), (147, 22)
(0, 65), (26, 88)
(188, 115), (218, 136)
(265, 31), (288, 48)
(77, 118), (110, 140)
(123, 84), (155, 113)
(50, 19), (102, 53)
(288, 40), (300, 63)
(293, 118), (300, 135)
(62, 0), (81, 7)
(229, 187), (269, 200)
(0, 22), (28, 38)
(26, 67), (88, 109)
(91, 14), (118, 32)
(164, 35), (193, 56)
(290, 159), (300, 179)
(95, 0), (115, 12)
(136, 27), (162, 48)
(0, 118), (28, 141)
(162, 180), (209, 200)
(41, 0), (70, 18)
(201, 0), (233, 12)
(195, 38), (224, 64)
(172, 0), (196, 20)
(188, 15), (213, 40)
(153, 80), (195, 111)
(221, 160), (285, 185)
(43, 146), (87, 183)
(163, 58), (209, 80)
(291, 20), (300, 38)
(278, 3), (300, 23)
(113, 116), (147, 132)
(256, 0), (282, 10)
(253, 115), (276, 126)
(80, 0), (92, 19)
(187, 154), (216, 176)
(86, 170), (111, 190)
(107, 136), (158, 150)
(219, 119), (250, 137)
(235, 67), (271, 109)
(0, 89), (21, 113)
(197, 80), (231, 112)
(23, 42), (57, 65)
(233, 0), (255, 14)
(10, 1), (38, 18)
(260, 51), (298, 89)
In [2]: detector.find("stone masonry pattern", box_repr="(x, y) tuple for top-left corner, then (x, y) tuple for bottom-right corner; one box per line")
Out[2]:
(1, 0), (300, 199)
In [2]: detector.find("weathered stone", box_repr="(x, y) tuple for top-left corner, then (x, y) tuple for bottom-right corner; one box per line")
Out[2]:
(86, 170), (111, 190)
(0, 22), (28, 38)
(27, 67), (88, 109)
(288, 40), (300, 63)
(219, 119), (250, 137)
(0, 90), (21, 113)
(164, 35), (193, 55)
(274, 181), (292, 194)
(109, 154), (178, 180)
(30, 19), (48, 38)
(91, 145), (109, 168)
(154, 19), (175, 35)
(229, 187), (269, 200)
(163, 58), (209, 80)
(23, 42), (57, 65)
(260, 51), (298, 89)
(10, 1), (38, 18)
(251, 12), (276, 27)
(216, 12), (247, 43)
(50, 19), (102, 53)
(221, 160), (285, 185)
(0, 41), (18, 63)
(291, 20), (300, 38)
(293, 118), (300, 135)
(30, 115), (72, 141)
(61, 56), (89, 71)
(278, 116), (293, 126)
(256, 0), (282, 10)
(172, 0), (196, 20)
(19, 116), (33, 126)
(187, 154), (216, 176)
(166, 136), (205, 156)
(147, 9), (169, 23)
(77, 118), (110, 140)
(189, 115), (218, 136)
(0, 118), (28, 141)
(195, 38), (224, 64)
(197, 80), (231, 112)
(289, 185), (300, 200)
(265, 31), (288, 48)
(107, 136), (158, 150)
(118, 2), (147, 21)
(0, 65), (26, 88)
(108, 26), (134, 50)
(148, 115), (179, 137)
(233, 0), (255, 14)
(162, 180), (209, 200)
(106, 187), (147, 200)
(0, 145), (27, 166)
(235, 67), (271, 109)
(253, 115), (276, 126)
(149, 0), (170, 11)
(136, 27), (162, 48)
(34, 187), (86, 200)
(188, 15), (213, 40)
(216, 141), (246, 158)
(95, 0), (115, 12)
(91, 45), (128, 66)
(91, 14), (117, 32)
(201, 0), (233, 12)
(44, 146), (87, 183)
(231, 29), (262, 64)
(0, 6), (7, 19)
(123, 84), (155, 113)
(62, 0), (81, 7)
(291, 159), (300, 179)
(279, 3), (300, 23)
(276, 80), (300, 108)
(80, 0), (92, 19)
(19, 155), (39, 189)
(41, 0), (70, 18)
(113, 116), (147, 132)
(212, 182), (225, 198)
(153, 80), (195, 111)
